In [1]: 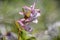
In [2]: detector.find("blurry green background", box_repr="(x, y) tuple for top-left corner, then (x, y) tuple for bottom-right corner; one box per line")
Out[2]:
(0, 0), (60, 40)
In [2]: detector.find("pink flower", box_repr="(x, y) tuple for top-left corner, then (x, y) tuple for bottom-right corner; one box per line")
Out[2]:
(18, 3), (41, 32)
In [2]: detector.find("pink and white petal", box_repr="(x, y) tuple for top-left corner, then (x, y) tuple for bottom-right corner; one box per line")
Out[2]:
(36, 12), (41, 17)
(17, 19), (25, 26)
(19, 12), (24, 15)
(23, 6), (31, 10)
(35, 9), (40, 11)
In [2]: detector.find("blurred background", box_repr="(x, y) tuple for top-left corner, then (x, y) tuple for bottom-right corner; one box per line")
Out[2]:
(0, 0), (60, 40)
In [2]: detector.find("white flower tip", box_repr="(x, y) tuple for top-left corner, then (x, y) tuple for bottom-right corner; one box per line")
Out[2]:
(30, 2), (35, 9)
(32, 19), (38, 24)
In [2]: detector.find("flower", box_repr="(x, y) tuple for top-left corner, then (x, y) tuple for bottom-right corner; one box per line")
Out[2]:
(18, 2), (41, 32)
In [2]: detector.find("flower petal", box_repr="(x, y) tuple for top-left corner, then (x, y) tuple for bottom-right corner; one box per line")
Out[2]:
(32, 19), (38, 24)
(19, 12), (24, 15)
(23, 6), (31, 10)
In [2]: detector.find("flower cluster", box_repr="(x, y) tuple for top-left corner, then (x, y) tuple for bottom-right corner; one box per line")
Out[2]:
(17, 3), (41, 32)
